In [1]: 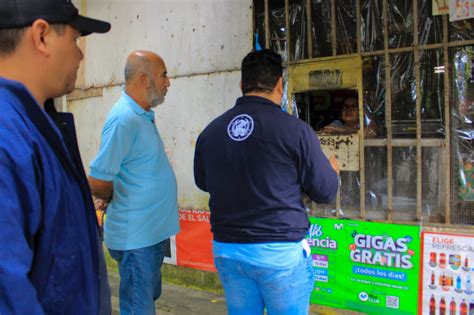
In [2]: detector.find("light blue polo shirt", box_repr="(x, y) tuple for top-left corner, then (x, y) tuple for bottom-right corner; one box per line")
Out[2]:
(90, 92), (179, 250)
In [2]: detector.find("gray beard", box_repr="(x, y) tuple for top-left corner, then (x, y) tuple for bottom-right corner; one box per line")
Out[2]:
(150, 96), (165, 108)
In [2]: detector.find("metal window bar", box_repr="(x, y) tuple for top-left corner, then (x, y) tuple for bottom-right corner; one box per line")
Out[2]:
(442, 14), (451, 224)
(331, 0), (337, 56)
(382, 0), (393, 222)
(359, 73), (366, 219)
(285, 0), (290, 61)
(264, 0), (270, 48)
(356, 0), (361, 54)
(306, 0), (313, 58)
(353, 40), (474, 58)
(356, 0), (365, 220)
(413, 0), (423, 221)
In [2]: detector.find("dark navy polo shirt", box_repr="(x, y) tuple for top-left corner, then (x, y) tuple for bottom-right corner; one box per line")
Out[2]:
(194, 95), (338, 243)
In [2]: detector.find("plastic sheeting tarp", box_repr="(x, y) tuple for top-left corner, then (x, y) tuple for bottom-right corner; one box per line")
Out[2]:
(253, 0), (473, 224)
(453, 47), (474, 204)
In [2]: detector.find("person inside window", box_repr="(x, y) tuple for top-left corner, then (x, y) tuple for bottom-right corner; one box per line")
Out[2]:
(322, 96), (377, 138)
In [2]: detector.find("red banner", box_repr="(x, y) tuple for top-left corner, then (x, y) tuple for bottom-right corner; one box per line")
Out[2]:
(176, 209), (216, 272)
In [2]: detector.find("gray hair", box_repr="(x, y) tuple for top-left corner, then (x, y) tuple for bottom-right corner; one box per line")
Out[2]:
(124, 54), (153, 83)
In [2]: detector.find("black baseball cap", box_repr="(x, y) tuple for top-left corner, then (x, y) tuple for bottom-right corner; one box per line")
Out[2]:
(0, 0), (111, 36)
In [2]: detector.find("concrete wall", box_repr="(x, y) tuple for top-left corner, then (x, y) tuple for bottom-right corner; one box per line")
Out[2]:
(67, 0), (252, 209)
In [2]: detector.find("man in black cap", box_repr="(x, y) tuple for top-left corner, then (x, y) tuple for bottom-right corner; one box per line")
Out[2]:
(0, 0), (111, 314)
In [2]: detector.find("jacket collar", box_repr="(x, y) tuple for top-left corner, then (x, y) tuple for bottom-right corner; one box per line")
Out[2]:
(0, 77), (83, 185)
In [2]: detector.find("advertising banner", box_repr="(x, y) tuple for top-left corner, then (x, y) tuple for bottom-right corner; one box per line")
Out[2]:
(175, 209), (216, 272)
(433, 0), (450, 15)
(449, 0), (474, 21)
(307, 217), (421, 315)
(419, 232), (474, 315)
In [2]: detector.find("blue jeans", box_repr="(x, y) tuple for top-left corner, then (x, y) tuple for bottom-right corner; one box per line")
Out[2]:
(108, 239), (169, 315)
(215, 254), (315, 315)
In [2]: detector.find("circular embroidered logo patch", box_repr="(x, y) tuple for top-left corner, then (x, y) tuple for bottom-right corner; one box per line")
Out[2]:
(227, 114), (254, 141)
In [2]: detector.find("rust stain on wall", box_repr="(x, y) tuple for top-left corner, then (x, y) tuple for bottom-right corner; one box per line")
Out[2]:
(67, 86), (103, 101)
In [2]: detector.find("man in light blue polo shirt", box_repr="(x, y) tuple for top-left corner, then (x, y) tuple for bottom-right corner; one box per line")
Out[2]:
(88, 50), (179, 315)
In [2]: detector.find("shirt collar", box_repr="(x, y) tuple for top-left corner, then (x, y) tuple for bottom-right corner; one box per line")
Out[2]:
(235, 95), (280, 108)
(122, 91), (155, 121)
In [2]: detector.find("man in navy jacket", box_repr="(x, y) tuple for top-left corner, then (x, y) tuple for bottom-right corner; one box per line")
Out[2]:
(0, 0), (111, 313)
(194, 49), (339, 314)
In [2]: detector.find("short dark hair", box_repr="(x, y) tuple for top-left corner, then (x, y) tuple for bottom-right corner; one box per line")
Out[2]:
(241, 49), (283, 94)
(0, 24), (65, 56)
(0, 27), (27, 55)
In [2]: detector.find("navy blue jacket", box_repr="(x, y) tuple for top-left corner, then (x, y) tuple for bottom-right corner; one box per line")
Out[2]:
(194, 96), (338, 243)
(0, 78), (111, 314)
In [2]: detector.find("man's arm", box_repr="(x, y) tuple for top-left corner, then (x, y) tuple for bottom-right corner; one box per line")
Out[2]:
(299, 125), (339, 203)
(89, 117), (133, 199)
(193, 135), (208, 192)
(0, 157), (45, 314)
(88, 176), (113, 202)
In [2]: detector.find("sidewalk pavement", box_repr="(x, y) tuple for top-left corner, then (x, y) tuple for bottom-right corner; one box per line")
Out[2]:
(108, 270), (335, 315)
(108, 270), (227, 315)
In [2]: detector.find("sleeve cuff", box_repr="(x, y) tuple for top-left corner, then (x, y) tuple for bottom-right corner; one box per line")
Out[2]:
(89, 168), (114, 181)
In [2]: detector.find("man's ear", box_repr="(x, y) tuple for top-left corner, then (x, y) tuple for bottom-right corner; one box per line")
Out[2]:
(275, 77), (283, 95)
(239, 81), (243, 93)
(139, 72), (149, 88)
(30, 19), (51, 56)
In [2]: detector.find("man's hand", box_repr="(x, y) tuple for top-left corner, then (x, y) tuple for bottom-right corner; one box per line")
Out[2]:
(93, 197), (108, 229)
(94, 198), (108, 211)
(329, 155), (340, 174)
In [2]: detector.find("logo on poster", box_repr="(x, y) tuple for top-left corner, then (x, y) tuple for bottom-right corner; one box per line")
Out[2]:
(359, 292), (369, 301)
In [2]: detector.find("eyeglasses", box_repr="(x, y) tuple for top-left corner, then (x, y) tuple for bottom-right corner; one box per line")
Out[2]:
(343, 104), (358, 112)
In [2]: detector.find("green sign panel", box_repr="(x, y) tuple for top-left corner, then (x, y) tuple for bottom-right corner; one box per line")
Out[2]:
(307, 217), (420, 314)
